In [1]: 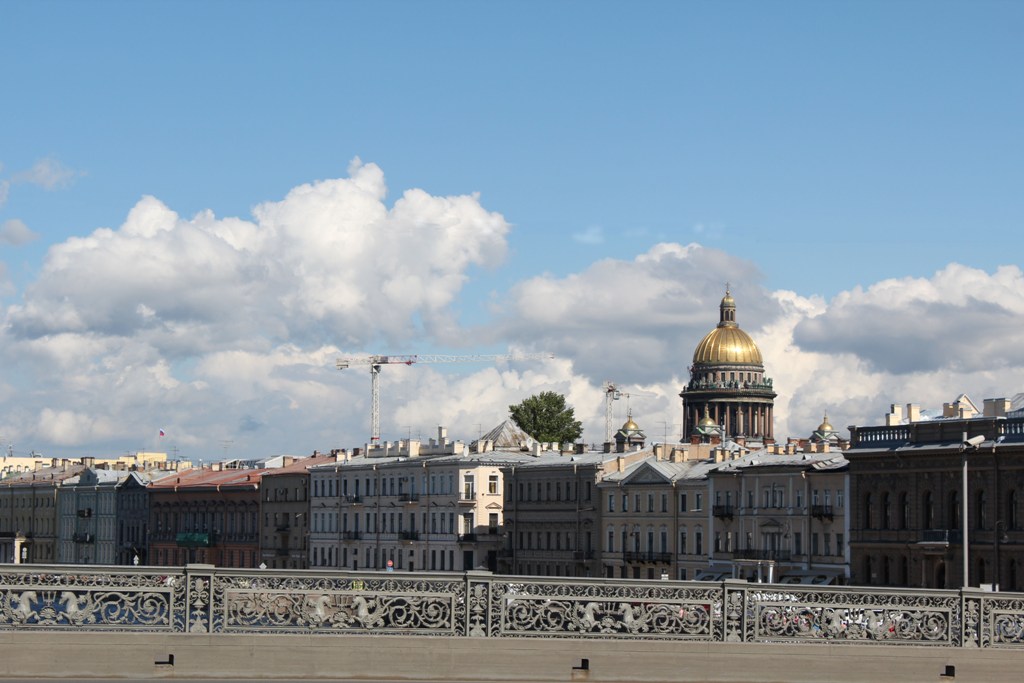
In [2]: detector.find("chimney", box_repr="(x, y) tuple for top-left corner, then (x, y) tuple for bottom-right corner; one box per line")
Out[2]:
(438, 426), (448, 444)
(533, 442), (542, 457)
(885, 403), (903, 426)
(906, 404), (921, 422)
(984, 398), (1010, 418)
(575, 443), (586, 455)
(603, 442), (612, 454)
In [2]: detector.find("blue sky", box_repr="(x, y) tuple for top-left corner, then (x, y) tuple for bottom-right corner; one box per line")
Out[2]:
(1, 1), (1022, 459)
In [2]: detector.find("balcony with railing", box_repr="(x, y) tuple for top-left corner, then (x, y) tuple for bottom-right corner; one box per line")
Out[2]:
(713, 504), (734, 520)
(811, 504), (834, 521)
(398, 531), (420, 542)
(732, 547), (792, 562)
(623, 550), (672, 564)
(920, 529), (963, 545)
(341, 531), (362, 541)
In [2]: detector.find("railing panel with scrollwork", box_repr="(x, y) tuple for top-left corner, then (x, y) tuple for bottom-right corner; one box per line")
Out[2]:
(0, 565), (1020, 648)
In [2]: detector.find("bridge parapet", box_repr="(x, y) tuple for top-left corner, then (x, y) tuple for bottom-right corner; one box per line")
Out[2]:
(0, 564), (1021, 648)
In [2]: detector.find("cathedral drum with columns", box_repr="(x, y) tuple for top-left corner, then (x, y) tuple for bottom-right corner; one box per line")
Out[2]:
(680, 288), (776, 442)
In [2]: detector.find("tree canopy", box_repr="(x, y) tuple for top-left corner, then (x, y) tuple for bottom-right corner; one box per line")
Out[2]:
(508, 391), (583, 444)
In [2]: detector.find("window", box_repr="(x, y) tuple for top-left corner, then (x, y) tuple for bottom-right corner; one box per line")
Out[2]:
(795, 489), (803, 509)
(679, 493), (688, 513)
(679, 528), (688, 555)
(607, 527), (614, 552)
(647, 494), (654, 512)
(948, 491), (960, 530)
(811, 533), (819, 556)
(1010, 490), (1020, 530)
(608, 493), (615, 512)
(661, 493), (668, 512)
(622, 494), (628, 512)
(812, 489), (819, 506)
(695, 493), (703, 511)
(694, 528), (703, 555)
(883, 493), (892, 529)
(488, 474), (499, 494)
(923, 491), (935, 529)
(836, 489), (844, 508)
(793, 532), (802, 556)
(836, 533), (844, 556)
(976, 490), (987, 530)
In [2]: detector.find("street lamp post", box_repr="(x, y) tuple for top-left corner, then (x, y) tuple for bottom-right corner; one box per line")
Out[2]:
(994, 520), (1008, 591)
(961, 433), (985, 588)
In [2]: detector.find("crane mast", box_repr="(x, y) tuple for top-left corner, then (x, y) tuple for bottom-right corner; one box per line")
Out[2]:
(337, 353), (553, 445)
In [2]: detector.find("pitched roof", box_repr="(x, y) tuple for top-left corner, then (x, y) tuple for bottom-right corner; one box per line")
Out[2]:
(476, 419), (535, 450)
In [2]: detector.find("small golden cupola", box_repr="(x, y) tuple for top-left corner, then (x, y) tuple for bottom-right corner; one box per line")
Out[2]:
(614, 410), (646, 452)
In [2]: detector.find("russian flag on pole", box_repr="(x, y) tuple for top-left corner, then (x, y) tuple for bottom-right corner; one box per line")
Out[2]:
(159, 429), (166, 437)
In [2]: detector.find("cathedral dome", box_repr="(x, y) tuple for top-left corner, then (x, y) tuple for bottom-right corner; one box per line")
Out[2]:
(692, 326), (763, 365)
(691, 289), (763, 366)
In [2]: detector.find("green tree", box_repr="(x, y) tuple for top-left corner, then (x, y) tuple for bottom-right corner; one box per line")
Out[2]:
(508, 391), (583, 444)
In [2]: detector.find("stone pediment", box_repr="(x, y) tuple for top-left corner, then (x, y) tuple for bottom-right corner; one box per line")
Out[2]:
(622, 464), (671, 485)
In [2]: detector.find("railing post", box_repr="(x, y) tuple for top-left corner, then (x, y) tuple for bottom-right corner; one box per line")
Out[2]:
(184, 563), (217, 633)
(960, 587), (984, 648)
(723, 579), (747, 642)
(464, 570), (494, 637)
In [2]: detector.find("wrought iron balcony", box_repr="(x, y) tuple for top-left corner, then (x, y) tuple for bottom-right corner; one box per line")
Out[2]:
(573, 550), (595, 561)
(457, 533), (477, 543)
(341, 531), (362, 541)
(713, 504), (734, 520)
(72, 532), (94, 544)
(733, 547), (792, 561)
(811, 505), (834, 521)
(921, 529), (963, 545)
(398, 531), (420, 542)
(399, 493), (420, 504)
(623, 550), (672, 564)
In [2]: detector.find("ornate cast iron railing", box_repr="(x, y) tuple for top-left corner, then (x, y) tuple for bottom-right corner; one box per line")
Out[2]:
(0, 564), (1021, 647)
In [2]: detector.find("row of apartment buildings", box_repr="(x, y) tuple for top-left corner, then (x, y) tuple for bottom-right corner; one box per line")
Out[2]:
(1, 403), (1022, 590)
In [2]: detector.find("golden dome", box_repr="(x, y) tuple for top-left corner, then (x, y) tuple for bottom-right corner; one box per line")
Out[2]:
(621, 411), (639, 432)
(692, 326), (763, 365)
(698, 412), (717, 429)
(818, 414), (833, 433)
(691, 287), (763, 366)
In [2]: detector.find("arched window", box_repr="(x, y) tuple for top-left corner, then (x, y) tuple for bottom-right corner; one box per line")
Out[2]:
(975, 490), (987, 530)
(948, 491), (960, 530)
(864, 493), (875, 529)
(922, 491), (935, 529)
(1008, 490), (1019, 530)
(900, 492), (911, 530)
(882, 493), (892, 530)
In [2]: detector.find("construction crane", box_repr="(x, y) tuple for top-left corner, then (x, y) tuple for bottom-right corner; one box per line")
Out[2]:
(602, 381), (656, 443)
(337, 353), (554, 445)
